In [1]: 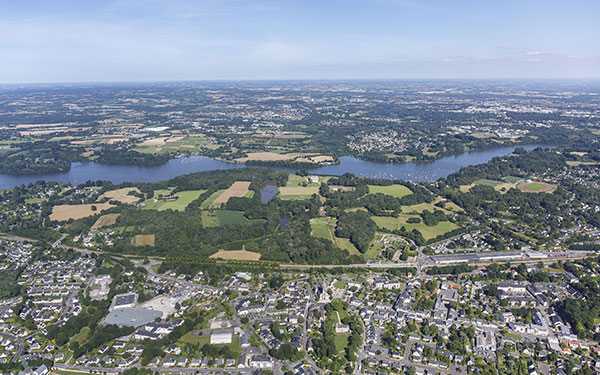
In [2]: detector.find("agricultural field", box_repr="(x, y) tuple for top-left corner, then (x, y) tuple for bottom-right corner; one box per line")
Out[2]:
(200, 189), (227, 209)
(367, 184), (412, 198)
(209, 249), (261, 261)
(278, 186), (319, 200)
(98, 187), (141, 204)
(201, 210), (249, 227)
(50, 202), (114, 221)
(91, 213), (120, 230)
(518, 181), (556, 192)
(141, 189), (206, 211)
(132, 234), (155, 246)
(213, 181), (252, 204)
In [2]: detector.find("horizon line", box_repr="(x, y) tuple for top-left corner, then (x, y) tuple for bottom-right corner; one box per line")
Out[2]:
(2, 77), (600, 86)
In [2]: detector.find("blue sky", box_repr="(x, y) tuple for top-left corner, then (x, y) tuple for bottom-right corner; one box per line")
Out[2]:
(0, 0), (599, 82)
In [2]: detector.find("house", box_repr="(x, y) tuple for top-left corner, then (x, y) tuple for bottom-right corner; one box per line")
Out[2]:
(249, 356), (273, 369)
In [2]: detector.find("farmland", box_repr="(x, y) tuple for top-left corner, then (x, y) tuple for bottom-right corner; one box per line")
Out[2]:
(50, 202), (115, 221)
(91, 213), (120, 230)
(142, 190), (206, 211)
(209, 249), (261, 261)
(98, 187), (141, 204)
(367, 184), (412, 198)
(213, 181), (252, 204)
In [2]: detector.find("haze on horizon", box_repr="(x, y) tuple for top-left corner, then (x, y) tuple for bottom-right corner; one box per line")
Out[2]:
(1, 0), (599, 84)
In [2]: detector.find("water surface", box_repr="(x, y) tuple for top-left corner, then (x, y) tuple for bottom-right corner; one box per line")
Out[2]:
(0, 145), (548, 189)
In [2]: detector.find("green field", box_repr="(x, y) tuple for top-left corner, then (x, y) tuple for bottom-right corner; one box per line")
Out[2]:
(474, 178), (504, 187)
(310, 217), (337, 240)
(200, 189), (227, 208)
(372, 215), (460, 240)
(310, 217), (360, 255)
(142, 190), (206, 211)
(368, 184), (412, 198)
(286, 174), (320, 187)
(202, 210), (249, 227)
(334, 334), (350, 353)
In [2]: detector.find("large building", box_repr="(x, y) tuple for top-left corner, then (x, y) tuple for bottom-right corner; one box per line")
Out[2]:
(210, 328), (233, 344)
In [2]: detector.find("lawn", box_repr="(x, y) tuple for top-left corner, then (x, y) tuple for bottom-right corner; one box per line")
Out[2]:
(179, 332), (210, 346)
(368, 184), (412, 198)
(334, 334), (350, 354)
(364, 233), (386, 260)
(474, 179), (504, 187)
(142, 190), (206, 211)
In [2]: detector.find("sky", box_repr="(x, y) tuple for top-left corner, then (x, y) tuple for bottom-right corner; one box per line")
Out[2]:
(0, 0), (599, 83)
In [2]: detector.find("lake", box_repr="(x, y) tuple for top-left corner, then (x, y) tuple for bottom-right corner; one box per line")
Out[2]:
(0, 145), (548, 189)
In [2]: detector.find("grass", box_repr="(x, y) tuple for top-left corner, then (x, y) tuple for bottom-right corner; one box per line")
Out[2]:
(142, 189), (206, 211)
(310, 217), (337, 240)
(333, 279), (347, 289)
(334, 334), (350, 354)
(132, 234), (155, 246)
(309, 217), (360, 255)
(200, 189), (227, 209)
(372, 215), (460, 240)
(70, 326), (90, 346)
(335, 237), (361, 255)
(179, 332), (210, 346)
(279, 194), (315, 200)
(518, 182), (555, 192)
(286, 174), (320, 187)
(368, 184), (412, 198)
(474, 178), (504, 187)
(202, 210), (249, 227)
(364, 233), (386, 260)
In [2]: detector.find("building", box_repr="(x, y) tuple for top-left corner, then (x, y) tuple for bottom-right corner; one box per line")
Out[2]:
(111, 293), (137, 310)
(210, 328), (233, 344)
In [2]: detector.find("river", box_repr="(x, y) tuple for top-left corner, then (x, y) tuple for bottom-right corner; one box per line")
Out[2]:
(0, 145), (548, 189)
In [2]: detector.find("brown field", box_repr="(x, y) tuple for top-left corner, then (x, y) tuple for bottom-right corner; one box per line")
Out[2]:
(140, 137), (168, 146)
(98, 187), (142, 204)
(132, 234), (155, 246)
(209, 249), (261, 261)
(98, 137), (129, 144)
(166, 136), (184, 142)
(50, 202), (114, 221)
(570, 152), (588, 156)
(279, 186), (320, 195)
(214, 181), (252, 204)
(91, 213), (120, 230)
